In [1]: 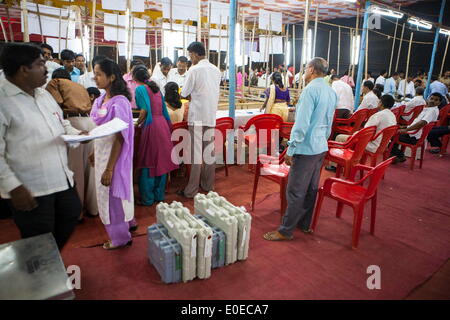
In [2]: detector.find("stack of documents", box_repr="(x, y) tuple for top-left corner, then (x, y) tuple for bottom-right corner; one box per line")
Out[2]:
(62, 118), (128, 144)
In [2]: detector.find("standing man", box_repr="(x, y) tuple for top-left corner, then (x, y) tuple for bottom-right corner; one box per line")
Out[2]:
(0, 43), (84, 248)
(178, 42), (221, 199)
(75, 54), (86, 75)
(428, 75), (449, 101)
(168, 56), (189, 88)
(375, 70), (388, 87)
(264, 57), (337, 241)
(398, 75), (416, 99)
(40, 43), (61, 84)
(151, 57), (173, 95)
(331, 75), (354, 118)
(60, 49), (81, 82)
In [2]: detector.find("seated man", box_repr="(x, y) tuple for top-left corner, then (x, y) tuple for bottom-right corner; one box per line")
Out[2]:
(358, 80), (380, 110)
(394, 87), (427, 122)
(428, 125), (450, 154)
(327, 95), (397, 171)
(331, 75), (354, 119)
(390, 93), (441, 163)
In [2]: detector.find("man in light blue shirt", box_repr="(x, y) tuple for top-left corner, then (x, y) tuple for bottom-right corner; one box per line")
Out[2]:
(383, 72), (399, 97)
(428, 75), (449, 100)
(60, 49), (81, 82)
(264, 57), (337, 241)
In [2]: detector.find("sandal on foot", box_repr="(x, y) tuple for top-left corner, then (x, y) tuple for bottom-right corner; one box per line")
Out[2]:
(263, 231), (293, 241)
(103, 240), (133, 250)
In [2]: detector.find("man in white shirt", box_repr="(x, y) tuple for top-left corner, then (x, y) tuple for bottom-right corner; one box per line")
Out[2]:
(331, 75), (354, 118)
(390, 92), (441, 163)
(77, 55), (106, 89)
(383, 72), (399, 97)
(168, 56), (188, 88)
(398, 75), (416, 99)
(151, 57), (172, 95)
(395, 87), (427, 122)
(375, 70), (388, 87)
(335, 95), (397, 154)
(178, 42), (221, 199)
(0, 43), (85, 248)
(358, 80), (380, 110)
(40, 43), (61, 85)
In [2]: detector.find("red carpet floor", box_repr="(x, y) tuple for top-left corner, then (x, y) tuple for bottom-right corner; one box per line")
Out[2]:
(1, 155), (449, 299)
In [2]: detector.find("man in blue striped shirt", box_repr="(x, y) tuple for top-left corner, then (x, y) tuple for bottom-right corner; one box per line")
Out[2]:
(264, 57), (337, 241)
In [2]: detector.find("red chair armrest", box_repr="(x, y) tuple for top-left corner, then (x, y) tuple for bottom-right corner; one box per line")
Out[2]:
(349, 164), (373, 181)
(322, 177), (361, 193)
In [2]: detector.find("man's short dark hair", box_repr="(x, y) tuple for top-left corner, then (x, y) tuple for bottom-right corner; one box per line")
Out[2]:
(363, 80), (374, 90)
(52, 68), (71, 80)
(430, 92), (444, 102)
(392, 72), (399, 77)
(187, 42), (206, 56)
(331, 75), (340, 81)
(415, 87), (424, 95)
(0, 43), (43, 77)
(380, 94), (395, 109)
(380, 70), (386, 75)
(431, 75), (439, 82)
(75, 54), (84, 59)
(177, 56), (188, 63)
(87, 87), (101, 98)
(40, 43), (53, 53)
(61, 49), (76, 61)
(160, 57), (173, 67)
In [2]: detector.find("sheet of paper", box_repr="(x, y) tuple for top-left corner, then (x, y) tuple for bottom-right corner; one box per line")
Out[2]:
(118, 43), (150, 57)
(62, 118), (128, 144)
(162, 0), (198, 22)
(259, 36), (284, 54)
(259, 9), (282, 33)
(210, 1), (229, 25)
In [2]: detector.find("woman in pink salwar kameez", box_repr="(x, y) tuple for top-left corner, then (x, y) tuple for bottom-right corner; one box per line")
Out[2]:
(90, 58), (137, 250)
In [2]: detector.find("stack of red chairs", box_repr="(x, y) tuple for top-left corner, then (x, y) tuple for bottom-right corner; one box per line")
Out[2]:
(311, 157), (396, 249)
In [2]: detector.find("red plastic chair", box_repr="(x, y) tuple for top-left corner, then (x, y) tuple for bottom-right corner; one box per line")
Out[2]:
(440, 133), (450, 155)
(326, 126), (377, 178)
(394, 121), (436, 170)
(437, 104), (450, 126)
(311, 157), (396, 249)
(398, 105), (424, 126)
(168, 121), (190, 189)
(361, 125), (399, 167)
(391, 105), (405, 123)
(239, 114), (283, 156)
(332, 109), (369, 137)
(215, 117), (235, 176)
(366, 108), (379, 120)
(280, 122), (294, 139)
(251, 149), (289, 215)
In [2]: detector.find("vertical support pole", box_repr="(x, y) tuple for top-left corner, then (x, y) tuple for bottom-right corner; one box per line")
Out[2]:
(197, 0), (202, 42)
(241, 12), (246, 97)
(365, 29), (369, 80)
(228, 0), (237, 118)
(58, 8), (62, 58)
(248, 18), (256, 92)
(283, 25), (289, 87)
(425, 0), (447, 98)
(351, 8), (360, 79)
(337, 26), (341, 75)
(299, 0), (311, 92)
(217, 15), (222, 68)
(208, 1), (212, 60)
(395, 23), (405, 73)
(440, 35), (450, 77)
(148, 22), (153, 70)
(404, 32), (414, 98)
(313, 4), (319, 57)
(327, 29), (331, 64)
(36, 3), (44, 43)
(19, 1), (28, 42)
(65, 0), (72, 49)
(90, 0), (96, 72)
(183, 20), (187, 57)
(126, 0), (133, 73)
(388, 13), (399, 76)
(293, 25), (296, 87)
(0, 16), (8, 42)
(116, 14), (119, 63)
(354, 1), (371, 111)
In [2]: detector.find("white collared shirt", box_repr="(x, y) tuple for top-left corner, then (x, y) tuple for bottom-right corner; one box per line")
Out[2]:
(332, 80), (355, 112)
(0, 79), (80, 198)
(168, 68), (187, 88)
(364, 109), (397, 153)
(151, 72), (170, 96)
(375, 76), (386, 86)
(181, 59), (221, 127)
(397, 79), (415, 97)
(359, 91), (379, 110)
(77, 71), (97, 89)
(409, 106), (439, 140)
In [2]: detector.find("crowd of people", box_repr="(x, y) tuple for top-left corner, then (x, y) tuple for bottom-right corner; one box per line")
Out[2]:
(0, 40), (449, 250)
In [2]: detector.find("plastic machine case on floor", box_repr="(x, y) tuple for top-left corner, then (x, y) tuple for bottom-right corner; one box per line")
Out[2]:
(194, 193), (239, 265)
(0, 233), (74, 300)
(147, 224), (182, 284)
(205, 192), (252, 261)
(168, 201), (214, 279)
(194, 214), (226, 269)
(156, 202), (197, 282)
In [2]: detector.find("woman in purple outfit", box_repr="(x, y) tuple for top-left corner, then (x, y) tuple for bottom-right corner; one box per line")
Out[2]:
(134, 67), (178, 206)
(90, 58), (136, 250)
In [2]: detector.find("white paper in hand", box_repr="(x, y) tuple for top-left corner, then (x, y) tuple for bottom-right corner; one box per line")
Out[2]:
(62, 118), (128, 144)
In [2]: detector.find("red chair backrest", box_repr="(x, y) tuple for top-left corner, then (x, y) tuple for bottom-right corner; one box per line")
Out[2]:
(243, 114), (283, 153)
(215, 117), (234, 152)
(347, 126), (377, 162)
(372, 125), (399, 154)
(280, 122), (294, 139)
(391, 105), (405, 123)
(335, 109), (369, 133)
(399, 105), (424, 125)
(366, 108), (379, 120)
(415, 121), (437, 145)
(365, 157), (396, 199)
(438, 104), (450, 126)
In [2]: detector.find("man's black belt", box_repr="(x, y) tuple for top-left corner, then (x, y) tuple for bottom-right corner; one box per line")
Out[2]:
(63, 111), (90, 119)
